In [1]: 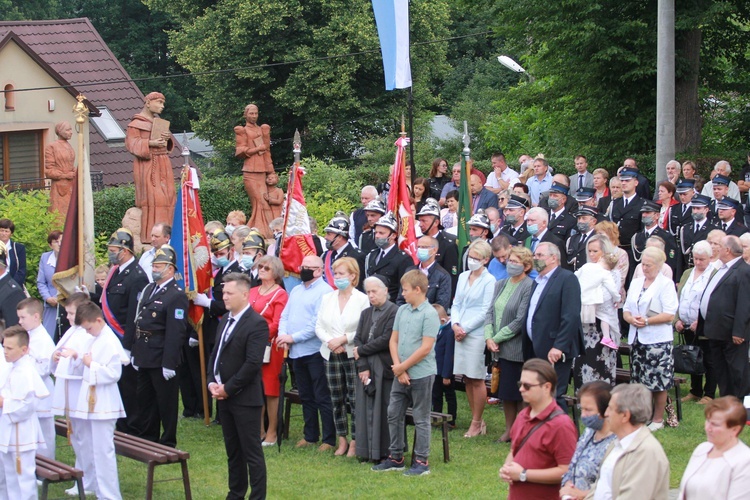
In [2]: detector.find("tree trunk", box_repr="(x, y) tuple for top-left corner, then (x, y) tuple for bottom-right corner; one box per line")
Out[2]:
(675, 28), (702, 154)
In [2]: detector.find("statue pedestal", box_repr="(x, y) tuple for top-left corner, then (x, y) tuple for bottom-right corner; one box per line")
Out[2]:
(122, 207), (144, 255)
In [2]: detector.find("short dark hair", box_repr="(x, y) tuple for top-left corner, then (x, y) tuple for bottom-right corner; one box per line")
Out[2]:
(490, 233), (511, 251)
(75, 302), (104, 325)
(17, 297), (43, 317)
(522, 358), (557, 394)
(446, 190), (459, 202)
(0, 219), (15, 233)
(514, 184), (530, 194)
(575, 155), (587, 162)
(155, 223), (172, 237)
(577, 381), (612, 417)
(47, 230), (63, 244)
(4, 325), (29, 347)
(223, 272), (253, 292)
(60, 292), (91, 309)
(491, 153), (506, 162)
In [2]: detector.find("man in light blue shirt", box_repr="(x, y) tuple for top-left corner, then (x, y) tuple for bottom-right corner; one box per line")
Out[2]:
(277, 255), (335, 450)
(528, 158), (553, 206)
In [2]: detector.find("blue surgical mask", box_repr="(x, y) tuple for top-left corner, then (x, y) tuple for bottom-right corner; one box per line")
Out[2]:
(241, 255), (254, 269)
(216, 256), (230, 268)
(490, 223), (497, 233)
(417, 248), (432, 262)
(581, 414), (604, 431)
(334, 278), (351, 290)
(527, 224), (539, 236)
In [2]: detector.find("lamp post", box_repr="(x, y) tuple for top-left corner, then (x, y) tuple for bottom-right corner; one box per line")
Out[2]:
(498, 55), (534, 82)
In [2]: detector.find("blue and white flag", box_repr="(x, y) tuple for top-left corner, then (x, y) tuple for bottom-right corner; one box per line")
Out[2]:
(372, 0), (412, 90)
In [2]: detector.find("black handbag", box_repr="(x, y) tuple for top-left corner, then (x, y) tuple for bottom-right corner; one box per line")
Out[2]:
(673, 331), (705, 375)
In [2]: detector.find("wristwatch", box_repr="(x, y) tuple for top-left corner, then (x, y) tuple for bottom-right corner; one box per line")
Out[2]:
(519, 469), (527, 482)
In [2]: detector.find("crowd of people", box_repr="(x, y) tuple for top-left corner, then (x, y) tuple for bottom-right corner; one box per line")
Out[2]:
(0, 152), (749, 499)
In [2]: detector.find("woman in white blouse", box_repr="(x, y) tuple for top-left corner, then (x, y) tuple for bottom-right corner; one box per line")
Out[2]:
(678, 396), (750, 499)
(315, 257), (370, 456)
(675, 241), (715, 404)
(623, 247), (678, 431)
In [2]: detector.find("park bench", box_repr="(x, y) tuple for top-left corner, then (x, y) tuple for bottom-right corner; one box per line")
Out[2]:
(54, 418), (192, 500)
(37, 454), (85, 500)
(615, 368), (687, 421)
(283, 388), (452, 462)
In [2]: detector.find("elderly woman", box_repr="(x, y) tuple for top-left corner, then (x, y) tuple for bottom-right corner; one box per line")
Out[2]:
(452, 239), (496, 438)
(315, 257), (369, 456)
(707, 229), (727, 270)
(675, 240), (715, 404)
(678, 396), (750, 499)
(739, 233), (750, 263)
(657, 181), (679, 229)
(573, 234), (620, 389)
(484, 246), (533, 442)
(623, 247), (678, 431)
(559, 381), (616, 500)
(353, 276), (398, 462)
(247, 255), (289, 446)
(37, 230), (63, 339)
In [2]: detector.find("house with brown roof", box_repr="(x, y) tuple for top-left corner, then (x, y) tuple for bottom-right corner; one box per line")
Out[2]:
(0, 17), (184, 188)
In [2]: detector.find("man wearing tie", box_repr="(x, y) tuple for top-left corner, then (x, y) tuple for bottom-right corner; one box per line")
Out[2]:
(697, 235), (750, 398)
(208, 273), (268, 500)
(501, 195), (531, 244)
(568, 155), (594, 193)
(680, 194), (717, 268)
(565, 206), (599, 271)
(523, 207), (566, 265)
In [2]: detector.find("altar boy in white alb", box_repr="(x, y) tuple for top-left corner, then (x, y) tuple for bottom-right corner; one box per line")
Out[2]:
(0, 326), (49, 500)
(50, 293), (95, 496)
(73, 302), (127, 500)
(16, 297), (56, 460)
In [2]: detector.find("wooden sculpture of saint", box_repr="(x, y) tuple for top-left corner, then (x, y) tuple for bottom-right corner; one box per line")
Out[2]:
(126, 92), (175, 241)
(234, 103), (274, 238)
(44, 121), (76, 223)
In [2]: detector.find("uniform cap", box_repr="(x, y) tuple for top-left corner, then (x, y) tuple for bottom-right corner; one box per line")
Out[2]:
(108, 228), (134, 253)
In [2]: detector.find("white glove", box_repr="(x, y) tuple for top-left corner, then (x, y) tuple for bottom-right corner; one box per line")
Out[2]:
(131, 357), (138, 371)
(75, 284), (90, 294)
(124, 349), (131, 359)
(162, 368), (176, 380)
(193, 293), (211, 308)
(188, 338), (199, 348)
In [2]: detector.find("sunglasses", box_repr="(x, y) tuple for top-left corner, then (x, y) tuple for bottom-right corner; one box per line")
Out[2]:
(258, 265), (272, 272)
(517, 381), (544, 390)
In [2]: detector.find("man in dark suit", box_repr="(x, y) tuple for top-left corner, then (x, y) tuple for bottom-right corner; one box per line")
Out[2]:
(0, 240), (25, 327)
(501, 194), (531, 243)
(631, 200), (681, 280)
(669, 180), (697, 238)
(546, 182), (577, 241)
(102, 228), (149, 433)
(697, 235), (750, 398)
(523, 207), (566, 264)
(523, 242), (584, 409)
(566, 206), (598, 271)
(322, 212), (365, 288)
(680, 194), (717, 268)
(470, 174), (499, 211)
(359, 199), (386, 255)
(396, 235), (452, 310)
(417, 200), (459, 294)
(569, 155), (594, 192)
(0, 218), (26, 286)
(575, 187), (607, 223)
(609, 167), (645, 286)
(208, 273), (268, 500)
(364, 212), (413, 302)
(715, 197), (748, 237)
(129, 245), (188, 447)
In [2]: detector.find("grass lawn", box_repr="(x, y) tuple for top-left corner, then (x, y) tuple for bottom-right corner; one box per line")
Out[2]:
(44, 384), (750, 499)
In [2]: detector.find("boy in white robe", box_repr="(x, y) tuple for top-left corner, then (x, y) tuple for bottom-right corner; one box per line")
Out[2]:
(0, 326), (49, 500)
(50, 293), (94, 497)
(17, 298), (56, 460)
(71, 302), (127, 500)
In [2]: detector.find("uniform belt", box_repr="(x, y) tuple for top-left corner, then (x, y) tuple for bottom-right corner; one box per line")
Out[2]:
(135, 328), (165, 340)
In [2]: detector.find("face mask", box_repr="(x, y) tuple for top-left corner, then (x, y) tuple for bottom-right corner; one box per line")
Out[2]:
(469, 234), (480, 243)
(467, 257), (483, 271)
(225, 224), (236, 236)
(548, 198), (560, 210)
(151, 270), (164, 282)
(325, 239), (334, 251)
(374, 237), (390, 249)
(490, 223), (497, 233)
(505, 214), (517, 225)
(300, 268), (315, 282)
(527, 224), (539, 236)
(417, 248), (432, 262)
(577, 221), (591, 233)
(241, 255), (254, 269)
(692, 212), (705, 221)
(506, 262), (524, 277)
(533, 258), (547, 273)
(581, 414), (604, 431)
(210, 254), (219, 267)
(216, 256), (230, 268)
(334, 278), (351, 291)
(108, 250), (121, 266)
(642, 216), (655, 226)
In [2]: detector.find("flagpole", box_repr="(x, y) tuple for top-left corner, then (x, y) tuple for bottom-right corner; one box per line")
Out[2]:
(73, 95), (87, 284)
(279, 130), (301, 255)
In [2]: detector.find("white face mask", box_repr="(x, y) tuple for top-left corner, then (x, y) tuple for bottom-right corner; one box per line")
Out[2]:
(467, 257), (483, 272)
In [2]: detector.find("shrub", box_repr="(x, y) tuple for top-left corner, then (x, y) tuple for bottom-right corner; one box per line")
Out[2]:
(93, 184), (135, 238)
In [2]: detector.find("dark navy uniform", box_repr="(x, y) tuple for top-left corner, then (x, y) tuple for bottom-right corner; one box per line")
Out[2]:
(358, 229), (376, 255)
(131, 278), (188, 447)
(631, 227), (681, 280)
(565, 230), (595, 272)
(322, 241), (365, 289)
(501, 222), (530, 245)
(668, 203), (693, 237)
(365, 246), (413, 302)
(0, 272), (24, 327)
(720, 219), (749, 237)
(396, 262), (452, 311)
(203, 261), (240, 347)
(547, 209), (577, 241)
(435, 230), (459, 295)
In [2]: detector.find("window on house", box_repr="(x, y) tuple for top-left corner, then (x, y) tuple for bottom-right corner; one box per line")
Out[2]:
(3, 85), (14, 111)
(90, 106), (126, 142)
(0, 130), (43, 185)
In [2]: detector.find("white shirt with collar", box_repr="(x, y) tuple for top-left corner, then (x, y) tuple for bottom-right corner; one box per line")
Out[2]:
(139, 247), (156, 282)
(594, 427), (641, 500)
(700, 256), (742, 318)
(622, 193), (637, 206)
(526, 266), (559, 340)
(119, 256), (135, 272)
(212, 304), (251, 385)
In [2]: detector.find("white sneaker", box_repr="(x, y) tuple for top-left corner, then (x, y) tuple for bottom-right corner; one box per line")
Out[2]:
(647, 421), (664, 432)
(65, 484), (94, 496)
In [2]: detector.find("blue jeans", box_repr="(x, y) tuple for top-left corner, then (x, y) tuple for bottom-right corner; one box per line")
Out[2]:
(387, 375), (434, 462)
(292, 352), (336, 445)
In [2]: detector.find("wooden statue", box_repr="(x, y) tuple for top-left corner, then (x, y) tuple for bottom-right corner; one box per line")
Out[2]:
(234, 104), (274, 238)
(44, 121), (76, 222)
(125, 92), (175, 241)
(264, 171), (284, 222)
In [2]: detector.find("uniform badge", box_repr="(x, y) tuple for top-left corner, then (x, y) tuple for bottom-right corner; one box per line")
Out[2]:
(175, 309), (185, 319)
(669, 249), (675, 259)
(451, 266), (457, 275)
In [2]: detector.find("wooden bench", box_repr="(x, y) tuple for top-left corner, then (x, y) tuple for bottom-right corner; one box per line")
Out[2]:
(55, 419), (192, 500)
(37, 454), (85, 500)
(283, 389), (452, 462)
(615, 368), (687, 421)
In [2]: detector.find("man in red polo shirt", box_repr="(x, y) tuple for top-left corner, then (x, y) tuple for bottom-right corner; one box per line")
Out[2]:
(500, 359), (578, 499)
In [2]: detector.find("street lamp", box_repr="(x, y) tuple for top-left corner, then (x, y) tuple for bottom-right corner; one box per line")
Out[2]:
(497, 55), (534, 82)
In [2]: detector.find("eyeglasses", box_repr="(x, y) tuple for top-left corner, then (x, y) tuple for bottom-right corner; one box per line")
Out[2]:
(258, 265), (272, 272)
(517, 381), (544, 390)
